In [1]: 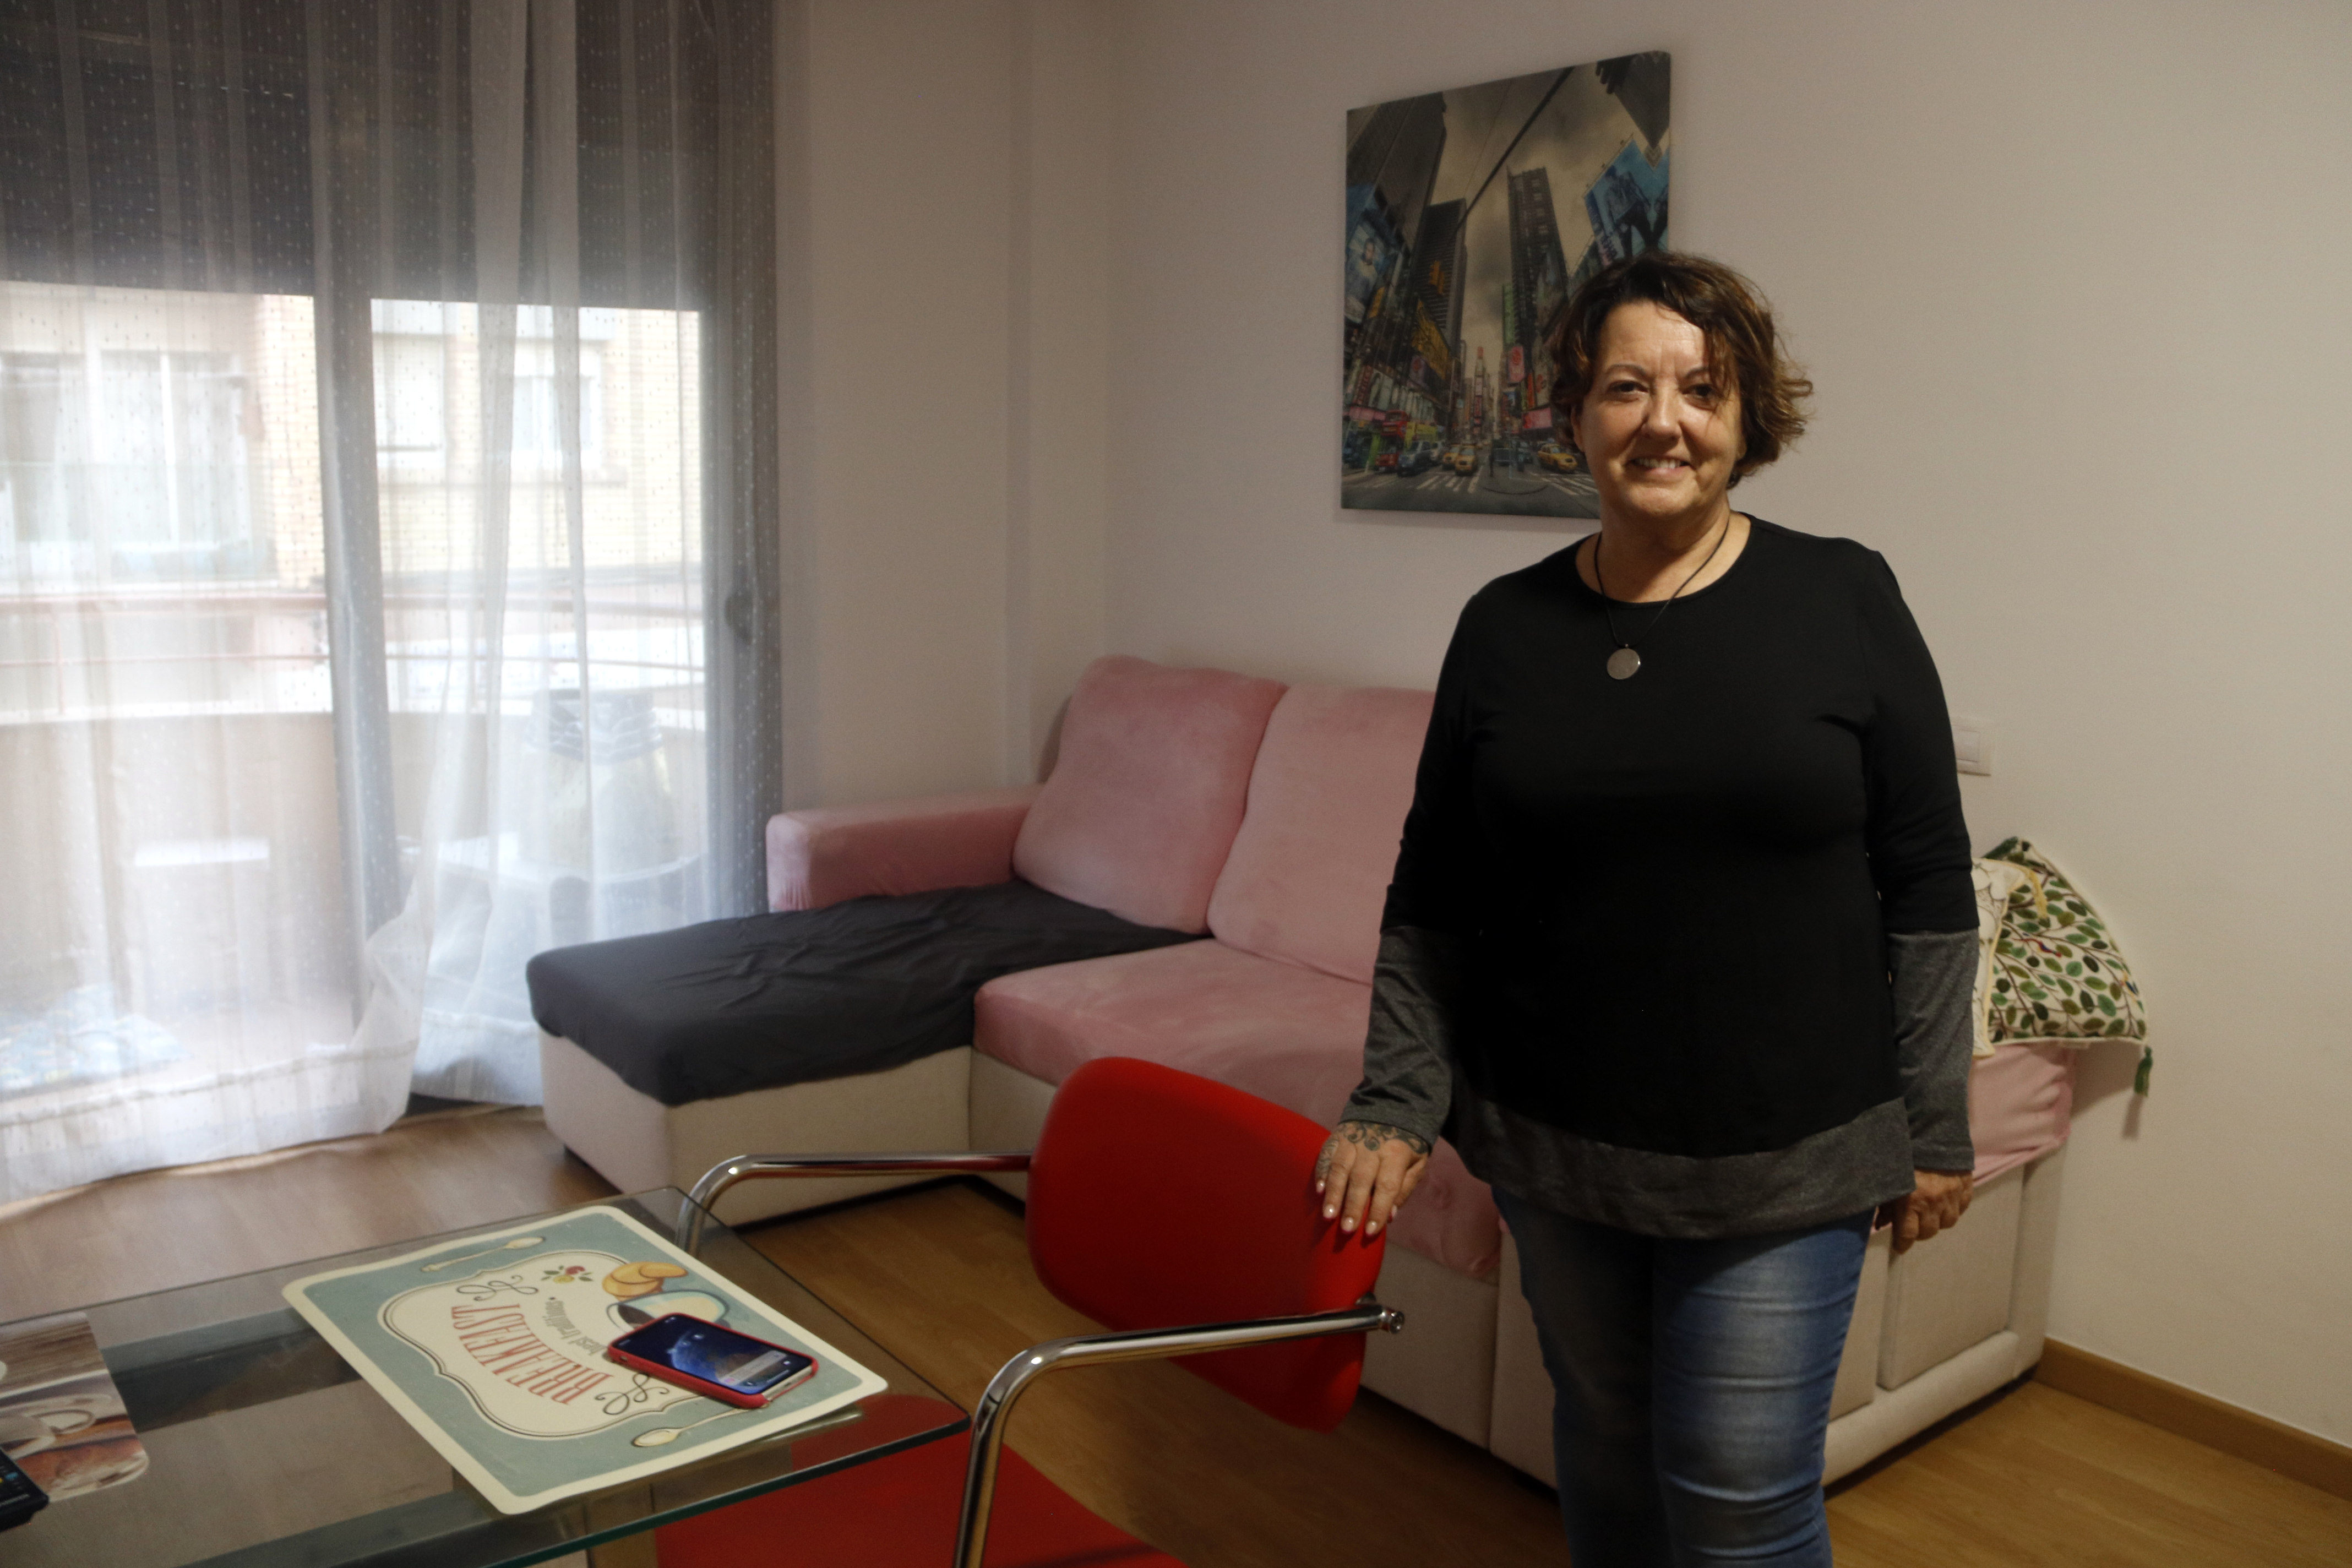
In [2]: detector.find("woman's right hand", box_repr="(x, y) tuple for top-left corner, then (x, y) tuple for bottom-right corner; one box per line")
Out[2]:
(1315, 1121), (1431, 1238)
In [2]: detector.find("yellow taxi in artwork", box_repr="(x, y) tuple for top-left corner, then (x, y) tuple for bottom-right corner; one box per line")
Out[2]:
(1537, 442), (1580, 473)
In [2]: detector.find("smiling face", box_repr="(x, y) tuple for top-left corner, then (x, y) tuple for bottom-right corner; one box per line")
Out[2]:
(1567, 301), (1746, 533)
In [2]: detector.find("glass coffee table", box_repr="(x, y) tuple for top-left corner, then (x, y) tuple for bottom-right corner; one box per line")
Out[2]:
(0, 1189), (965, 1567)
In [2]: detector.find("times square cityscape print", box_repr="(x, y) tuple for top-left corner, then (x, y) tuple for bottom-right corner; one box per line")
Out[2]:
(1343, 54), (1670, 518)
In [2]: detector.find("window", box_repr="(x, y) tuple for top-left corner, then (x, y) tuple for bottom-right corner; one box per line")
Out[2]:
(509, 341), (604, 470)
(95, 350), (257, 577)
(0, 293), (268, 585)
(374, 333), (449, 471)
(0, 354), (85, 559)
(372, 303), (627, 480)
(0, 288), (314, 721)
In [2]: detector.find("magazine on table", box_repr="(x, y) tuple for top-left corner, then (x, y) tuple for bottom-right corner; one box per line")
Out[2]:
(0, 1311), (149, 1502)
(284, 1205), (886, 1514)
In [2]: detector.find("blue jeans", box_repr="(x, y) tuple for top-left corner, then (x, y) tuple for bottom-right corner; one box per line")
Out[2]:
(1494, 1190), (1872, 1567)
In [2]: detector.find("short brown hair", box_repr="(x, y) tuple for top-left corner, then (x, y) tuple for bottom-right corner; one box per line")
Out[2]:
(1545, 251), (1811, 483)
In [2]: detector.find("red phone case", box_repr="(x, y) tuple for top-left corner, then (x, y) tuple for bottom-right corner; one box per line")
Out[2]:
(605, 1315), (817, 1409)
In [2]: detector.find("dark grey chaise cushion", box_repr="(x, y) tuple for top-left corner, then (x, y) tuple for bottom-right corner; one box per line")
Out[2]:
(525, 879), (1197, 1107)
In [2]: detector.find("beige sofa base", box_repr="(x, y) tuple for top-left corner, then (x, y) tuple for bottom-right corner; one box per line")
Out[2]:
(1360, 1243), (1499, 1447)
(969, 1050), (1500, 1447)
(1824, 1330), (2023, 1483)
(538, 1032), (973, 1225)
(968, 1049), (1054, 1201)
(1489, 1144), (2067, 1489)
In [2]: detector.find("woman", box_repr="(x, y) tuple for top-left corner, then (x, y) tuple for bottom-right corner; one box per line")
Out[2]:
(1317, 251), (1978, 1567)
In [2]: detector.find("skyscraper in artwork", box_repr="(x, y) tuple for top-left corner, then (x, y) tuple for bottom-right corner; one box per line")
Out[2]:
(1346, 95), (1447, 248)
(1408, 198), (1467, 410)
(1344, 95), (1449, 428)
(1507, 168), (1570, 438)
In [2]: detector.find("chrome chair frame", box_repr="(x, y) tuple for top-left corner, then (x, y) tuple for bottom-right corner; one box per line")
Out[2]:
(683, 1152), (1406, 1568)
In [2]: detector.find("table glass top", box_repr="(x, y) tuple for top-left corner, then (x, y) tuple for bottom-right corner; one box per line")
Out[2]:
(0, 1189), (964, 1567)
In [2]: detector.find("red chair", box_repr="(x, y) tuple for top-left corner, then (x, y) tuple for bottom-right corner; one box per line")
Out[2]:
(656, 1057), (1402, 1567)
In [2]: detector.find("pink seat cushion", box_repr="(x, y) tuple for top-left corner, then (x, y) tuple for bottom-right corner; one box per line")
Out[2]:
(1206, 684), (1432, 984)
(976, 941), (1502, 1278)
(1969, 1041), (2076, 1182)
(1012, 656), (1286, 934)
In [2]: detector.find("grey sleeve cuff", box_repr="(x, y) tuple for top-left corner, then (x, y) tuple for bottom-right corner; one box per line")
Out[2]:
(1337, 926), (1460, 1149)
(1889, 928), (1978, 1172)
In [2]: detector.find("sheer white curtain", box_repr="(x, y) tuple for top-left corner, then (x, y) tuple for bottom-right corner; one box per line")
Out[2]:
(0, 276), (391, 1200)
(0, 0), (781, 1202)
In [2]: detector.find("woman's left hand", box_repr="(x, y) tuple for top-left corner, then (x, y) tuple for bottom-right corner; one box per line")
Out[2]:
(1881, 1168), (1973, 1254)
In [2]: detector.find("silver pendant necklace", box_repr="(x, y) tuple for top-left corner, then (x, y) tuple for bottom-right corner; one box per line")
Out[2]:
(1592, 515), (1732, 679)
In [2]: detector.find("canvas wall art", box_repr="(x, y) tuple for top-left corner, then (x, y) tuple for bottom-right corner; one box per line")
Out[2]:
(1342, 53), (1670, 519)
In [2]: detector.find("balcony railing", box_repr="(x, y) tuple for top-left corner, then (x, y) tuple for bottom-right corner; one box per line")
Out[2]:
(0, 582), (707, 725)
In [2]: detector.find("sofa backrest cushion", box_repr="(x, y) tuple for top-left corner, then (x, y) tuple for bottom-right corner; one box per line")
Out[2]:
(1205, 683), (1433, 984)
(1013, 656), (1287, 934)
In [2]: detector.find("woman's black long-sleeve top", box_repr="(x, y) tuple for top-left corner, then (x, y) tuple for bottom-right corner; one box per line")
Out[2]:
(1342, 519), (1981, 1238)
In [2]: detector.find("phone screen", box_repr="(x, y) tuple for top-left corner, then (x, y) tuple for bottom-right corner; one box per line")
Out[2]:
(0, 1444), (47, 1528)
(613, 1316), (814, 1397)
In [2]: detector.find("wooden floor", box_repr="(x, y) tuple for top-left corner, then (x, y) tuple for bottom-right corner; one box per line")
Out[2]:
(0, 1104), (613, 1324)
(4, 1108), (2347, 1566)
(1828, 1381), (2352, 1568)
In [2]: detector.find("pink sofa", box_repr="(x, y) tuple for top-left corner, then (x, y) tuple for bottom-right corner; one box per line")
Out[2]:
(541, 654), (2078, 1479)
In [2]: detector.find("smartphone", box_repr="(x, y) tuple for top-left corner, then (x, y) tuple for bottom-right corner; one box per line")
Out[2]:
(0, 1444), (47, 1532)
(605, 1314), (817, 1408)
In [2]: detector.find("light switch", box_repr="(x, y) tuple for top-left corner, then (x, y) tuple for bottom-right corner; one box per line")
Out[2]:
(1952, 717), (1993, 776)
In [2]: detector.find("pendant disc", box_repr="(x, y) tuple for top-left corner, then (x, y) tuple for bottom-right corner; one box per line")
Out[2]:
(1607, 647), (1642, 680)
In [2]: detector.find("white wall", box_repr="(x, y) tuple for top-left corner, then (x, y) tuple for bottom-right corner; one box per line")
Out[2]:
(798, 0), (1011, 804)
(789, 0), (1109, 805)
(1099, 0), (2352, 1443)
(1012, 2), (1115, 778)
